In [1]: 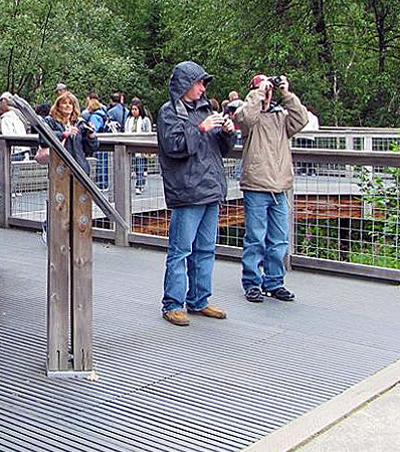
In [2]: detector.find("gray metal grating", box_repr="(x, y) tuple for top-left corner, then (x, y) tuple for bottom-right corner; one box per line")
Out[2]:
(1, 228), (400, 451)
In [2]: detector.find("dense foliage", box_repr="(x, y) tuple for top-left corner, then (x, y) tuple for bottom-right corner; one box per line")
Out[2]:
(1, 0), (400, 126)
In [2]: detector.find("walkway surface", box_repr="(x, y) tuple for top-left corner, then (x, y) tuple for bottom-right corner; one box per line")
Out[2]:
(1, 228), (400, 452)
(294, 382), (400, 452)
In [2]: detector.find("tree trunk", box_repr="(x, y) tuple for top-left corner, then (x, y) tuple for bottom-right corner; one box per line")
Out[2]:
(309, 0), (336, 98)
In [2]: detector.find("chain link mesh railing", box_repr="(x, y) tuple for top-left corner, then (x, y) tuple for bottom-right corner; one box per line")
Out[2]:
(3, 130), (400, 280)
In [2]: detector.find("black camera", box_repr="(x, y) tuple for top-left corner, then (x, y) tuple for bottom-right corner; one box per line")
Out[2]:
(268, 76), (284, 89)
(76, 117), (94, 135)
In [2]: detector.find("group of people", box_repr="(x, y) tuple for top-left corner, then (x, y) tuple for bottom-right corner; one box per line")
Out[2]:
(157, 61), (309, 326)
(0, 83), (154, 194)
(79, 90), (152, 193)
(1, 60), (310, 323)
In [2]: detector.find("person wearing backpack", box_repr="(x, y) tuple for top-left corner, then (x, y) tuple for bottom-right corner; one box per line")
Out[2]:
(87, 98), (107, 132)
(107, 92), (129, 132)
(125, 98), (152, 195)
(86, 98), (110, 189)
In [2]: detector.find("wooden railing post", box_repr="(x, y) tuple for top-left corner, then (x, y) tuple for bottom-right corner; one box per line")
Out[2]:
(0, 139), (11, 228)
(287, 188), (294, 271)
(47, 151), (94, 375)
(114, 144), (130, 246)
(71, 178), (93, 371)
(47, 151), (71, 372)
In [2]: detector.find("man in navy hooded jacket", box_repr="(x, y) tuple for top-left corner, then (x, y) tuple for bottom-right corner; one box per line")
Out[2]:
(157, 61), (235, 326)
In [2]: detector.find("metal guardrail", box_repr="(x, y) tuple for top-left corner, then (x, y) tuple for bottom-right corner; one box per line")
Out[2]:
(1, 129), (399, 281)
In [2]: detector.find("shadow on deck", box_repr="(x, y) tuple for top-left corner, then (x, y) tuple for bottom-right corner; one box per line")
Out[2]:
(1, 228), (399, 452)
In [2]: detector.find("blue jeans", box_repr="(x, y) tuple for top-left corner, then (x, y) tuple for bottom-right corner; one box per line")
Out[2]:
(95, 151), (109, 189)
(162, 203), (219, 312)
(242, 191), (289, 292)
(134, 155), (146, 189)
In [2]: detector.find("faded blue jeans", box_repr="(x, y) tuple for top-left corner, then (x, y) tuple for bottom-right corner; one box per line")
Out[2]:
(134, 155), (146, 189)
(241, 191), (289, 292)
(162, 203), (219, 313)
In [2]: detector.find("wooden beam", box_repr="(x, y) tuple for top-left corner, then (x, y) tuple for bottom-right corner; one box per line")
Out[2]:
(47, 151), (70, 372)
(0, 140), (11, 228)
(71, 178), (93, 371)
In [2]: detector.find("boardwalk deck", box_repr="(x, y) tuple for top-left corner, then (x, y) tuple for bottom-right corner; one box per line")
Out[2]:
(1, 228), (399, 452)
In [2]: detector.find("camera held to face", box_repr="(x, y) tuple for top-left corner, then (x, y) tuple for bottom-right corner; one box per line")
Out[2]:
(268, 76), (284, 89)
(249, 74), (285, 91)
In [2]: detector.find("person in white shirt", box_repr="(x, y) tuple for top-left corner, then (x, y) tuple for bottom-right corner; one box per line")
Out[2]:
(124, 98), (152, 194)
(0, 93), (30, 160)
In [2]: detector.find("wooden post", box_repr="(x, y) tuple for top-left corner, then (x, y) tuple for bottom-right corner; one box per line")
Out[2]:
(287, 188), (294, 271)
(10, 94), (127, 378)
(0, 140), (11, 228)
(47, 151), (94, 376)
(114, 144), (130, 246)
(47, 151), (71, 372)
(70, 178), (93, 371)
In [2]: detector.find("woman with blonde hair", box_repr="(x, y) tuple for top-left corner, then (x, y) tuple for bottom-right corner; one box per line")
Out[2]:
(43, 92), (98, 175)
(39, 92), (99, 244)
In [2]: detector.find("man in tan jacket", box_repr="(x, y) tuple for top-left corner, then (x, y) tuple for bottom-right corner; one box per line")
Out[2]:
(235, 74), (308, 302)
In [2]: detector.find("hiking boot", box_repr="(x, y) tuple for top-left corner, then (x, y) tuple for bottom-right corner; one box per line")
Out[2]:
(188, 306), (227, 319)
(162, 310), (189, 326)
(262, 287), (295, 302)
(245, 287), (264, 303)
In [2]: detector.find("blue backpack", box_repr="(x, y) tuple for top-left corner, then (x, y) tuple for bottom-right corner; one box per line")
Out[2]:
(89, 108), (120, 133)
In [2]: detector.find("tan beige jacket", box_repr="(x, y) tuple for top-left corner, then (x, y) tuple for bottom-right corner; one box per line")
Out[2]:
(235, 87), (308, 193)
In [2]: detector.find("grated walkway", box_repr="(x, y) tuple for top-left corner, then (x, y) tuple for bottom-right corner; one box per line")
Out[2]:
(1, 228), (399, 452)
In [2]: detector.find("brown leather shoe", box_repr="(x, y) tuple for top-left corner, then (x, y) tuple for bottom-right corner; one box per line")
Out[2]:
(162, 310), (189, 326)
(189, 305), (227, 319)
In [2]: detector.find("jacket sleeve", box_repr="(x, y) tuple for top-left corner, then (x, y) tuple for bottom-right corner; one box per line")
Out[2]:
(234, 88), (265, 128)
(82, 134), (99, 157)
(39, 117), (63, 147)
(143, 117), (152, 132)
(124, 117), (133, 133)
(281, 93), (309, 138)
(1, 116), (16, 135)
(157, 105), (200, 160)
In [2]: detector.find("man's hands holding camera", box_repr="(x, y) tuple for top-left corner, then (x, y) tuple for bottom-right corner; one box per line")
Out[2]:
(259, 75), (289, 96)
(199, 113), (235, 134)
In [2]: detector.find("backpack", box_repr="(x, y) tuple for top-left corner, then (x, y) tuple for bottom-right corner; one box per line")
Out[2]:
(105, 104), (128, 133)
(102, 116), (121, 133)
(90, 109), (121, 133)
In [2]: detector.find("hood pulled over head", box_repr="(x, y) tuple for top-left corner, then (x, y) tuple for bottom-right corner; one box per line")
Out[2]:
(169, 61), (213, 103)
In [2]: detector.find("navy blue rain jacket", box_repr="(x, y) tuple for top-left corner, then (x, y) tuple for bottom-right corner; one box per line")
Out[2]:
(157, 61), (233, 208)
